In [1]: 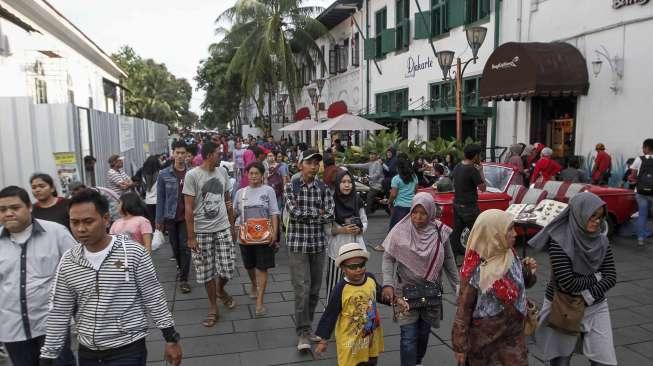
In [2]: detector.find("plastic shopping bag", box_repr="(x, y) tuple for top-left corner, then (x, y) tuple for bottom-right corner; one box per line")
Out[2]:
(152, 230), (165, 251)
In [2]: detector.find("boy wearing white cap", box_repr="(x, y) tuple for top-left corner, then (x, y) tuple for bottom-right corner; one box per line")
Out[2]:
(314, 243), (408, 365)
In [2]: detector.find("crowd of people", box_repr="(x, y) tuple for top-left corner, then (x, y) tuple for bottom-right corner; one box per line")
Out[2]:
(1, 130), (652, 366)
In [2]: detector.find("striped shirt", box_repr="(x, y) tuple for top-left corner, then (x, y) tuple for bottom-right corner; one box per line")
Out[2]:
(41, 235), (175, 359)
(545, 241), (616, 304)
(106, 168), (130, 196)
(284, 178), (334, 254)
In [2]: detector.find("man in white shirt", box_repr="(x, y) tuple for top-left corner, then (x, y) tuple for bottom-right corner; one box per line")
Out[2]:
(629, 138), (653, 247)
(0, 186), (75, 366)
(106, 154), (135, 196)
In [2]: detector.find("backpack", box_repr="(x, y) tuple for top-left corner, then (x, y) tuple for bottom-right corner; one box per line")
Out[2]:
(267, 165), (284, 198)
(637, 156), (653, 195)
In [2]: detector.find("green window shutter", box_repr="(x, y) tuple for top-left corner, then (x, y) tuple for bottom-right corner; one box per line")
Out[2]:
(480, 0), (491, 19)
(402, 19), (410, 46)
(414, 11), (431, 39)
(447, 0), (465, 29)
(381, 28), (396, 54)
(364, 38), (376, 60)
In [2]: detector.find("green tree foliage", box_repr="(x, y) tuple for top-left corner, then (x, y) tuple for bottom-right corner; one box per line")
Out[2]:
(215, 0), (329, 122)
(112, 46), (192, 128)
(195, 38), (243, 130)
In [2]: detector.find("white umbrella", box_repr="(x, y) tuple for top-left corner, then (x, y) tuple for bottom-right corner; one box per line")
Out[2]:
(279, 118), (319, 131)
(310, 113), (388, 131)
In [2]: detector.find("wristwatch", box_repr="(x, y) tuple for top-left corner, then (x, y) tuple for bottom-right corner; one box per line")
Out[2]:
(164, 330), (181, 343)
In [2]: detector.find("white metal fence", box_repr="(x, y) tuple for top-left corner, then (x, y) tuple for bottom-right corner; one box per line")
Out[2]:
(0, 97), (169, 195)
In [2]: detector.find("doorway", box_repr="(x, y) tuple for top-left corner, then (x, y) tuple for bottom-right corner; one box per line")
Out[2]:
(530, 97), (577, 159)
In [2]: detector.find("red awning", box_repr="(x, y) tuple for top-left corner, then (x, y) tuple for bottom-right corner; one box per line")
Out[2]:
(294, 107), (311, 121)
(327, 100), (348, 118)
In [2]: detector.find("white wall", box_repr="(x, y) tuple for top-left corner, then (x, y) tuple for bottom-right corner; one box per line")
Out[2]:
(0, 7), (122, 112)
(496, 0), (653, 162)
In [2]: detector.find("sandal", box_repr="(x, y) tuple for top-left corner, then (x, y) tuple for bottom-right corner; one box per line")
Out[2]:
(372, 244), (385, 252)
(255, 306), (267, 317)
(218, 293), (237, 309)
(201, 312), (219, 327)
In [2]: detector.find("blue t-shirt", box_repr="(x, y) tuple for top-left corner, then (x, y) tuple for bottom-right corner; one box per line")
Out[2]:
(391, 175), (417, 208)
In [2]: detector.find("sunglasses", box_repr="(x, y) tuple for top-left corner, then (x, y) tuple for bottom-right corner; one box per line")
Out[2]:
(342, 261), (367, 270)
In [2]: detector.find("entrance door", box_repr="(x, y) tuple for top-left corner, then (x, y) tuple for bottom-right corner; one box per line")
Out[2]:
(530, 97), (577, 159)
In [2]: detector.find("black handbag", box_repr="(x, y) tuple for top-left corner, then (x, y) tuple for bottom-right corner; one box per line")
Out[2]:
(401, 282), (443, 309)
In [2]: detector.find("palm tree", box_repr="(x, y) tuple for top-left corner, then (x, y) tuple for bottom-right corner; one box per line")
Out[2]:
(216, 0), (330, 133)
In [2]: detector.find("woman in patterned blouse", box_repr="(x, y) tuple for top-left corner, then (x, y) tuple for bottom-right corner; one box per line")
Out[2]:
(452, 209), (538, 366)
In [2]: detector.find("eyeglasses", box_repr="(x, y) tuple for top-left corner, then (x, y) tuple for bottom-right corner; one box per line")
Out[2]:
(342, 261), (367, 270)
(589, 213), (605, 222)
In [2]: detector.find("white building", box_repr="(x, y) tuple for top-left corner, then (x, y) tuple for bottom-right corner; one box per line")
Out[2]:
(0, 0), (125, 113)
(291, 0), (497, 148)
(489, 0), (653, 164)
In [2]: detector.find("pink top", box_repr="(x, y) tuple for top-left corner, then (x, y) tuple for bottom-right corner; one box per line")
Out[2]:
(109, 216), (153, 245)
(192, 153), (204, 167)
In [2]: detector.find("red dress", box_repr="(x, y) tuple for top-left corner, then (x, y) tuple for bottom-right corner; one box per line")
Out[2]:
(592, 151), (612, 183)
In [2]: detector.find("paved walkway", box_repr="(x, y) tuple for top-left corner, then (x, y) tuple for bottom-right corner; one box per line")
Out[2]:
(2, 213), (652, 366)
(142, 213), (653, 365)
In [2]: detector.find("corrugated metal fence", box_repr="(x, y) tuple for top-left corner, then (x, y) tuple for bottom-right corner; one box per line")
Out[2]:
(0, 97), (169, 194)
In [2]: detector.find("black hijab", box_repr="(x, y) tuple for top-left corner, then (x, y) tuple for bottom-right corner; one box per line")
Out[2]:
(334, 170), (362, 225)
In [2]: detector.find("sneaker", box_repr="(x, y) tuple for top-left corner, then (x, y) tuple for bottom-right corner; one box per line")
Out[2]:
(297, 334), (311, 351)
(179, 282), (191, 294)
(0, 344), (7, 359)
(638, 238), (646, 247)
(309, 334), (322, 343)
(168, 257), (176, 261)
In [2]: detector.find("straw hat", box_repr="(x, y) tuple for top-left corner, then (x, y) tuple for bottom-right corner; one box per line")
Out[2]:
(335, 243), (369, 267)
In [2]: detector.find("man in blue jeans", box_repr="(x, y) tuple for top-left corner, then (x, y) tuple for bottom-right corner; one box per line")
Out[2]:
(0, 186), (76, 366)
(156, 140), (192, 293)
(629, 138), (653, 247)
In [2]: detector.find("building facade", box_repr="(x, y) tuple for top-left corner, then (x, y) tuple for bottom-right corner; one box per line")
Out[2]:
(490, 0), (653, 164)
(0, 0), (125, 113)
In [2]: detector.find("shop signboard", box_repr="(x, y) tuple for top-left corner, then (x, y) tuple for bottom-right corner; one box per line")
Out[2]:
(405, 55), (433, 78)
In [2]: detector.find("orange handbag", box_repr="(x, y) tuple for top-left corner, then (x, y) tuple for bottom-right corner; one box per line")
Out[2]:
(238, 188), (272, 245)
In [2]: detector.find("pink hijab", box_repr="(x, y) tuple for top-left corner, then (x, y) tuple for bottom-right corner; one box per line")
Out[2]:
(382, 192), (451, 282)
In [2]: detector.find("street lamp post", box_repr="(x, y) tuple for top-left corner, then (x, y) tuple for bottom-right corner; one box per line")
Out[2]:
(435, 26), (487, 141)
(307, 78), (326, 147)
(277, 93), (288, 138)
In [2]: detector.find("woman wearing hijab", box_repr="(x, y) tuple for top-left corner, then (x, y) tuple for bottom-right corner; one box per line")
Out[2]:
(381, 192), (459, 366)
(505, 143), (526, 186)
(452, 210), (538, 366)
(529, 192), (617, 366)
(325, 170), (368, 301)
(141, 155), (162, 229)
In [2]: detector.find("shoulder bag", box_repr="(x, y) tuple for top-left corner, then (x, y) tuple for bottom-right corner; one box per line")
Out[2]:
(547, 289), (585, 336)
(400, 224), (444, 311)
(238, 187), (272, 245)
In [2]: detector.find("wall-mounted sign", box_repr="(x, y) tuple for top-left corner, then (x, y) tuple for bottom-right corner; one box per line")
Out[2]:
(405, 55), (433, 78)
(613, 0), (649, 9)
(491, 56), (520, 71)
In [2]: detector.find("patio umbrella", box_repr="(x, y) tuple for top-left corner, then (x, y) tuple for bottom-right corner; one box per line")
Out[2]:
(279, 118), (319, 131)
(310, 113), (388, 131)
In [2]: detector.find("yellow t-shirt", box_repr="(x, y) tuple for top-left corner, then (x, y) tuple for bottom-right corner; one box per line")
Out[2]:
(317, 275), (385, 366)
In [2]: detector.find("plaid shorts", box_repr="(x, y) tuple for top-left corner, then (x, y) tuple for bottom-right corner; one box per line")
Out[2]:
(192, 229), (235, 283)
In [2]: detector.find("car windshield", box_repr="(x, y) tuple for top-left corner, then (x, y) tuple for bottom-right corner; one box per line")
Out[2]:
(483, 165), (514, 193)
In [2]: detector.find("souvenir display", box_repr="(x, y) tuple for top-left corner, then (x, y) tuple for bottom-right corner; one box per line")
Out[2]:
(506, 200), (568, 227)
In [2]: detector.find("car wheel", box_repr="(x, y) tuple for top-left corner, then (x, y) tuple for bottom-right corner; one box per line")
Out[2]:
(602, 214), (616, 238)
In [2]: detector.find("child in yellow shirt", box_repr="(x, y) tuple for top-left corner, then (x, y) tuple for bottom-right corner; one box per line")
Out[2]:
(314, 243), (408, 365)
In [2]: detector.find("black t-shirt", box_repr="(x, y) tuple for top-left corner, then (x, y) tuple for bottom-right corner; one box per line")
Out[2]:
(33, 198), (70, 230)
(174, 168), (187, 222)
(452, 163), (482, 205)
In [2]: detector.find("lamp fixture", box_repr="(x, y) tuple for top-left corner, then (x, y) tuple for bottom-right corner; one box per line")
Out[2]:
(465, 26), (487, 61)
(436, 50), (455, 80)
(592, 45), (624, 94)
(315, 78), (326, 94)
(307, 87), (317, 103)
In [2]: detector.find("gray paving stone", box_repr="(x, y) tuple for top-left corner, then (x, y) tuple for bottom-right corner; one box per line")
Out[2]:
(247, 300), (295, 317)
(610, 309), (652, 328)
(164, 354), (241, 366)
(238, 345), (335, 366)
(146, 321), (234, 341)
(172, 305), (252, 326)
(235, 315), (295, 332)
(621, 343), (653, 361)
(263, 280), (294, 293)
(612, 325), (653, 346)
(147, 332), (258, 361)
(256, 327), (298, 349)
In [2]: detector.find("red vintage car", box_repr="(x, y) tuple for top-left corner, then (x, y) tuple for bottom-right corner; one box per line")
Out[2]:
(419, 163), (637, 236)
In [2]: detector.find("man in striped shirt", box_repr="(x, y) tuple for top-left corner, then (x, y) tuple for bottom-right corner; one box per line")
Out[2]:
(40, 189), (182, 366)
(106, 154), (135, 196)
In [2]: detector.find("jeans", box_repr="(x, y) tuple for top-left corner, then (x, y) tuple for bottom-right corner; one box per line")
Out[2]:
(389, 206), (411, 231)
(288, 250), (325, 336)
(635, 193), (653, 240)
(165, 220), (191, 282)
(5, 333), (75, 366)
(451, 203), (480, 255)
(399, 317), (431, 366)
(78, 350), (146, 366)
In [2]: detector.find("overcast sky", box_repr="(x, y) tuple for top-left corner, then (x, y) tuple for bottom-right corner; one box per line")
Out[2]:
(50, 0), (332, 114)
